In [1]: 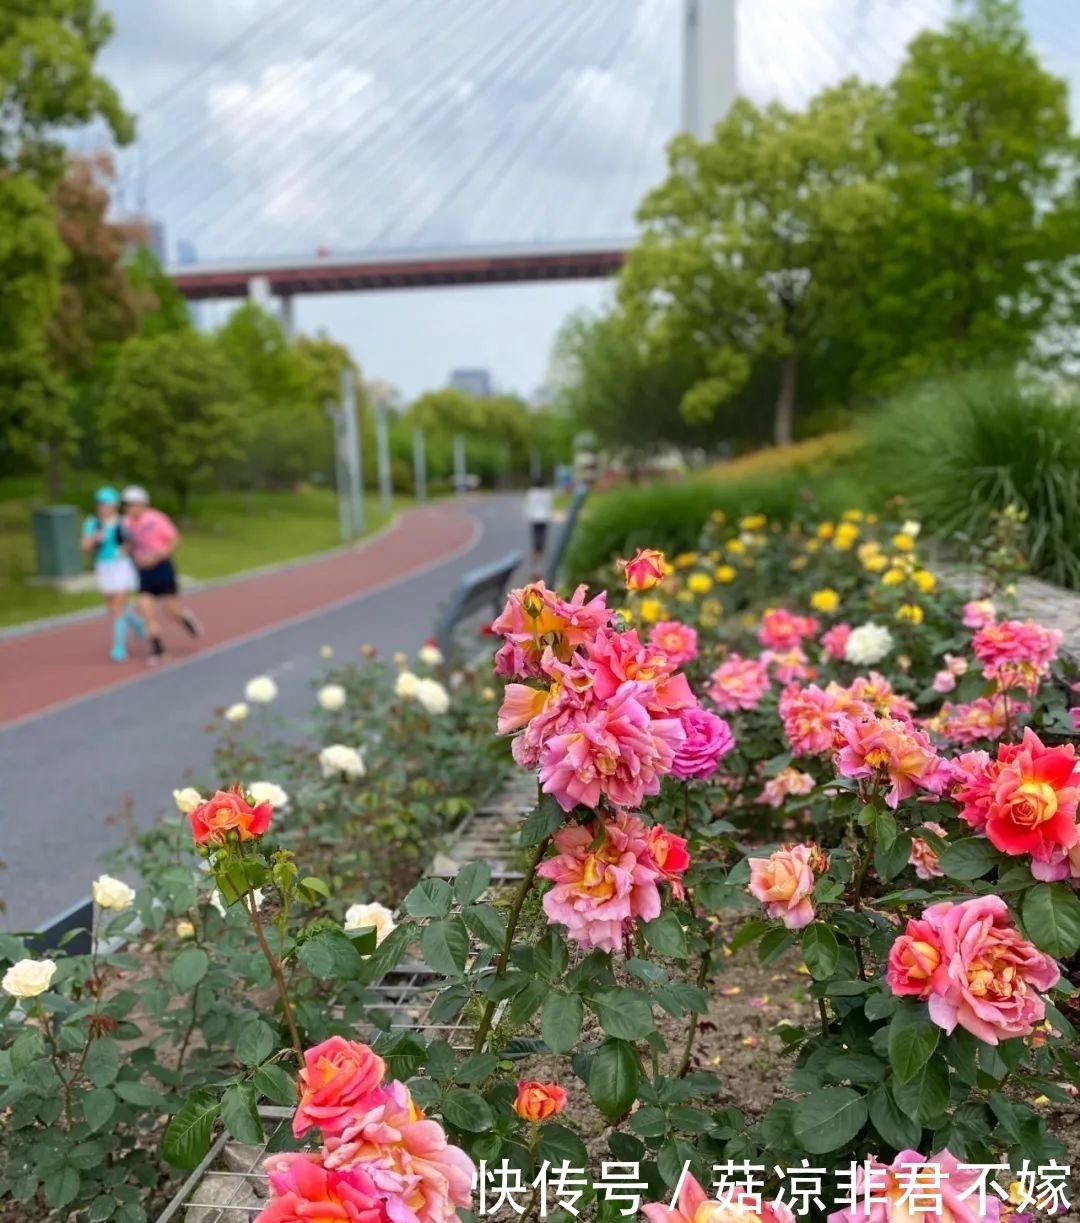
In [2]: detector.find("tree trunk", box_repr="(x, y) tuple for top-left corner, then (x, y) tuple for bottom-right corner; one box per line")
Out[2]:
(774, 353), (797, 447)
(46, 444), (63, 500)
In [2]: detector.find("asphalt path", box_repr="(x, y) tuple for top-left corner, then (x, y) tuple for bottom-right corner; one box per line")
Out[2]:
(0, 496), (528, 932)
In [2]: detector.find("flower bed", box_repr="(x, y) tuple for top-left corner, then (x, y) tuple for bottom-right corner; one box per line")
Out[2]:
(5, 505), (1080, 1223)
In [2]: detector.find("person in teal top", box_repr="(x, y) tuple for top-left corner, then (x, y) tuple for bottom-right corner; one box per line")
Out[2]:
(80, 487), (145, 662)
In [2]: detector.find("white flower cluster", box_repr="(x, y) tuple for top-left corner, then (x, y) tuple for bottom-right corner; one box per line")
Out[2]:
(844, 622), (894, 667)
(319, 744), (366, 779)
(248, 781), (289, 809)
(317, 683), (347, 712)
(244, 675), (278, 704)
(394, 670), (450, 715)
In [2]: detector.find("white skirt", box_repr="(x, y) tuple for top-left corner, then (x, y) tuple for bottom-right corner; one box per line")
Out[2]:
(95, 557), (138, 595)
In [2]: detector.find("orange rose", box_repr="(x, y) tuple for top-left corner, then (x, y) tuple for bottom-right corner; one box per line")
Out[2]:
(293, 1037), (387, 1138)
(513, 1080), (567, 1122)
(619, 548), (666, 592)
(188, 786), (273, 846)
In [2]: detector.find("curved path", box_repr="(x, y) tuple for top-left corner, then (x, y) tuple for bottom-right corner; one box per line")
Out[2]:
(0, 496), (526, 931)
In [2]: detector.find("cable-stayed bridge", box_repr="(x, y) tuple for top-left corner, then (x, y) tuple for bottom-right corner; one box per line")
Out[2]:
(97, 0), (1072, 313)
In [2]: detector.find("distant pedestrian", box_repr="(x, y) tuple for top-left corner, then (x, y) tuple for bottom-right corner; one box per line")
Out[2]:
(523, 473), (554, 577)
(121, 485), (202, 664)
(80, 487), (145, 662)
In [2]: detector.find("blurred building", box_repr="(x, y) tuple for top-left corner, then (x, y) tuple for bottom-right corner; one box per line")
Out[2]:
(448, 368), (492, 398)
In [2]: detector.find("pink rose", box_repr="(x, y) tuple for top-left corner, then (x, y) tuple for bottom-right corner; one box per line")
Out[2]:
(962, 598), (996, 629)
(747, 844), (817, 929)
(670, 707), (734, 780)
(888, 896), (1059, 1044)
(648, 620), (698, 666)
(262, 1155), (384, 1223)
(644, 1172), (795, 1223)
(708, 654), (771, 713)
(908, 822), (946, 880)
(820, 623), (852, 660)
(293, 1037), (387, 1139)
(828, 1148), (1000, 1223)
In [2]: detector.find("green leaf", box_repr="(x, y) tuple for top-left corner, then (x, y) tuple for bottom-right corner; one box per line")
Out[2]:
(874, 832), (914, 882)
(169, 947), (210, 991)
(518, 793), (564, 845)
(536, 1122), (588, 1170)
(298, 875), (330, 899)
(253, 1064), (297, 1107)
(758, 928), (795, 964)
(463, 904), (506, 948)
(1022, 884), (1080, 959)
(454, 862), (491, 906)
(868, 1083), (922, 1150)
(89, 1195), (116, 1222)
(44, 1167), (79, 1210)
(114, 1080), (169, 1109)
(236, 1020), (276, 1068)
(588, 1038), (640, 1121)
(891, 1056), (950, 1127)
(360, 922), (412, 979)
(68, 1140), (105, 1171)
(792, 1087), (868, 1154)
(162, 1090), (219, 1169)
(403, 877), (453, 919)
(221, 1083), (263, 1144)
(454, 1053), (499, 1084)
(801, 923), (839, 981)
(873, 807), (898, 851)
(297, 930), (362, 980)
(888, 1001), (940, 1084)
(441, 1088), (494, 1132)
(728, 918), (769, 951)
(82, 1087), (116, 1132)
(420, 917), (470, 976)
(542, 993), (583, 1054)
(938, 838), (998, 881)
(346, 926), (378, 957)
(590, 989), (655, 1040)
(641, 911), (688, 958)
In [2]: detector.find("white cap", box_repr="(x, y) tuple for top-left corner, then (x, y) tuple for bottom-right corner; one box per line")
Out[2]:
(121, 485), (150, 505)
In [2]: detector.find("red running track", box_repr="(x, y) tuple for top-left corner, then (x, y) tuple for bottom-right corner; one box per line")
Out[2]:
(0, 504), (477, 727)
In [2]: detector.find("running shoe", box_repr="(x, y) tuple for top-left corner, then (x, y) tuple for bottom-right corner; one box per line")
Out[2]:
(180, 611), (203, 638)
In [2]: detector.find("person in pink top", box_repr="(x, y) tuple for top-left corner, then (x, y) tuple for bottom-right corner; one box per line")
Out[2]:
(121, 485), (203, 664)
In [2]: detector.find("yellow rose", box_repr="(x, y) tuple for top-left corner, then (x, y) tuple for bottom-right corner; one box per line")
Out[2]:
(841, 509), (864, 523)
(639, 598), (664, 624)
(867, 513), (879, 524)
(687, 573), (713, 594)
(804, 538), (821, 554)
(709, 509), (726, 524)
(701, 598), (723, 618)
(833, 523), (859, 551)
(881, 567), (906, 586)
(700, 615), (719, 630)
(809, 588), (840, 613)
(725, 538), (745, 555)
(674, 551), (699, 569)
(863, 553), (888, 573)
(897, 603), (924, 625)
(912, 569), (936, 593)
(714, 564), (737, 584)
(618, 608), (633, 622)
(675, 589), (695, 603)
(790, 556), (808, 571)
(892, 532), (916, 553)
(739, 513), (767, 531)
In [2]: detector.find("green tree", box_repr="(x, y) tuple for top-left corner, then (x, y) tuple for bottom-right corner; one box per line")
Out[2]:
(550, 309), (722, 472)
(620, 80), (890, 446)
(855, 0), (1080, 389)
(0, 0), (133, 187)
(127, 247), (193, 338)
(98, 332), (250, 513)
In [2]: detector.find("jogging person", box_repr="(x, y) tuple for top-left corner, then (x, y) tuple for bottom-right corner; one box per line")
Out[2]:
(523, 473), (554, 577)
(80, 487), (145, 662)
(121, 485), (202, 664)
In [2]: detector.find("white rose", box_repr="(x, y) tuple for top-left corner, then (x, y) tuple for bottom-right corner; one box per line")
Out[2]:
(901, 520), (921, 538)
(211, 888), (263, 917)
(92, 874), (136, 912)
(343, 901), (397, 948)
(844, 622), (895, 667)
(2, 958), (56, 999)
(394, 670), (421, 699)
(173, 787), (203, 815)
(244, 676), (278, 704)
(415, 678), (450, 716)
(248, 781), (288, 809)
(317, 683), (347, 712)
(319, 744), (366, 779)
(320, 645), (334, 659)
(224, 702), (249, 723)
(176, 919), (195, 940)
(417, 644), (443, 667)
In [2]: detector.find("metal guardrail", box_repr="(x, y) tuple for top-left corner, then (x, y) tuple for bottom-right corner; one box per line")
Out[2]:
(433, 549), (522, 664)
(32, 896), (95, 957)
(543, 484), (589, 587)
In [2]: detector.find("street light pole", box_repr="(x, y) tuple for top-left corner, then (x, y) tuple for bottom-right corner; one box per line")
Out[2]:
(341, 367), (364, 536)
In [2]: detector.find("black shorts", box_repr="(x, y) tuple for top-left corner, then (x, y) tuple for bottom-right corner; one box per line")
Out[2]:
(530, 522), (549, 554)
(139, 559), (178, 598)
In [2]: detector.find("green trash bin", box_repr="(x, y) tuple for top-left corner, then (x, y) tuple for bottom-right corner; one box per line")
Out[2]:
(32, 506), (83, 580)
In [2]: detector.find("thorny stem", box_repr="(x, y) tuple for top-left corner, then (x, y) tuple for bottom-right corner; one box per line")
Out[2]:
(677, 942), (714, 1078)
(176, 982), (202, 1072)
(472, 834), (551, 1054)
(818, 997), (830, 1039)
(852, 824), (876, 913)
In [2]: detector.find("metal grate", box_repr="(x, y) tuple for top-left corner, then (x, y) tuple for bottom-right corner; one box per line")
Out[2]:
(156, 1108), (292, 1223)
(354, 961), (495, 1051)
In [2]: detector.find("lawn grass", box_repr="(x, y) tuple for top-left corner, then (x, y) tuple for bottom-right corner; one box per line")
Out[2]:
(0, 478), (409, 630)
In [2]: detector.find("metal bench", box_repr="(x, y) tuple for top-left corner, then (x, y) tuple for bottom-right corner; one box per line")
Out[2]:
(433, 550), (522, 664)
(543, 484), (589, 587)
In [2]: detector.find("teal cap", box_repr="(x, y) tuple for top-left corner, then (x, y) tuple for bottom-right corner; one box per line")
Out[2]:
(94, 487), (120, 506)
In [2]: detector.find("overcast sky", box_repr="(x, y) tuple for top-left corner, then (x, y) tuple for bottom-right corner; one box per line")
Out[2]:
(90, 0), (1078, 400)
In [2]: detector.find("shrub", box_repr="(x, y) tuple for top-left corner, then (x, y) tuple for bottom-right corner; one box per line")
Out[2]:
(860, 372), (1080, 589)
(564, 458), (865, 587)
